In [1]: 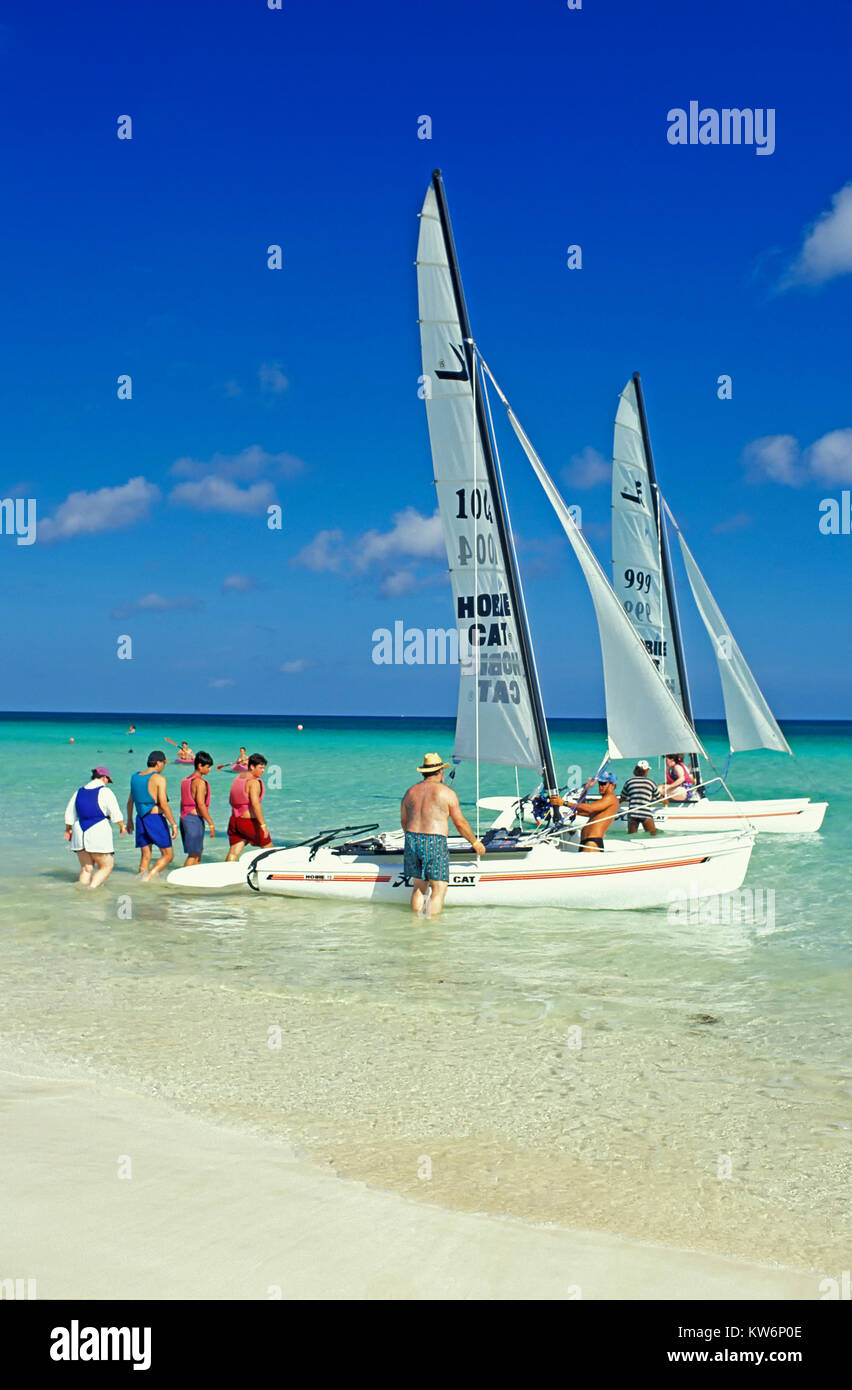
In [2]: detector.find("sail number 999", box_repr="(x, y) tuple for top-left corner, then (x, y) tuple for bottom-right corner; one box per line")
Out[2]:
(624, 568), (652, 592)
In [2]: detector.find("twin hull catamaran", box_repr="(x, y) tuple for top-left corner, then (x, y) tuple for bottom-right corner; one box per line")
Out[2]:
(607, 375), (826, 834)
(170, 171), (756, 909)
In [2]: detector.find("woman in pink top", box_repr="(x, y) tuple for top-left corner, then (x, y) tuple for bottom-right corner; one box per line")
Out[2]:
(226, 754), (272, 860)
(179, 752), (215, 866)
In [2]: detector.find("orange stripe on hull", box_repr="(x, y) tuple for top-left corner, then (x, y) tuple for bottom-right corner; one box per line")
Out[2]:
(266, 873), (393, 883)
(663, 811), (802, 820)
(480, 855), (709, 882)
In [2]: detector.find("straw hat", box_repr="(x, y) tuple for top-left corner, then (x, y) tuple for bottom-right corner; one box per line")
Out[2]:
(417, 752), (450, 774)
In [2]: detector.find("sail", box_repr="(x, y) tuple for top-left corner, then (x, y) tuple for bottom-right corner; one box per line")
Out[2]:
(672, 523), (792, 755)
(416, 181), (550, 774)
(479, 360), (704, 761)
(611, 379), (686, 708)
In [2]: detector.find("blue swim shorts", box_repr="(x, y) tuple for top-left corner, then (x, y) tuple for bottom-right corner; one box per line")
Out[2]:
(135, 811), (172, 849)
(180, 813), (205, 856)
(403, 831), (450, 883)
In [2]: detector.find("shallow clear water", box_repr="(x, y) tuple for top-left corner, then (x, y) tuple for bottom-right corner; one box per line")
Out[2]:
(2, 714), (850, 1269)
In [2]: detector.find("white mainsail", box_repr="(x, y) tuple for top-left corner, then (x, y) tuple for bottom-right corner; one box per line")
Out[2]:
(479, 360), (704, 761)
(670, 515), (792, 755)
(416, 183), (547, 773)
(611, 378), (685, 706)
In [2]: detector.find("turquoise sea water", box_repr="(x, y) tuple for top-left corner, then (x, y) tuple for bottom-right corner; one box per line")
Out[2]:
(2, 713), (850, 1269)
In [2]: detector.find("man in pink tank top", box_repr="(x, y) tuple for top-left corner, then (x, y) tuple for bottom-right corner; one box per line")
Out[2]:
(226, 754), (272, 861)
(179, 752), (215, 866)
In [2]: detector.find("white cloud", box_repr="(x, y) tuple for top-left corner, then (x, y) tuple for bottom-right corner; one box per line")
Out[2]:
(111, 593), (200, 619)
(561, 446), (610, 490)
(783, 183), (852, 288)
(170, 444), (303, 482)
(804, 428), (852, 482)
(222, 573), (257, 592)
(259, 362), (289, 394)
(169, 476), (275, 514)
(742, 434), (802, 486)
(712, 511), (752, 534)
(209, 678), (235, 689)
(292, 527), (345, 572)
(278, 659), (309, 674)
(380, 569), (417, 597)
(39, 476), (161, 542)
(293, 508), (445, 594)
(355, 507), (443, 569)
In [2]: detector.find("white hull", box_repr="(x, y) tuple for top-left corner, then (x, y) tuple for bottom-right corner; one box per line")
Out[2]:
(244, 830), (754, 911)
(167, 847), (269, 891)
(649, 798), (827, 834)
(479, 794), (828, 836)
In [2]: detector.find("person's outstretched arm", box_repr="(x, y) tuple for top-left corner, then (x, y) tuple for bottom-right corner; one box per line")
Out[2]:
(447, 791), (486, 856)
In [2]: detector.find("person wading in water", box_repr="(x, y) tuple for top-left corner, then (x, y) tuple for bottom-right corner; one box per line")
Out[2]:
(226, 754), (272, 861)
(400, 753), (486, 918)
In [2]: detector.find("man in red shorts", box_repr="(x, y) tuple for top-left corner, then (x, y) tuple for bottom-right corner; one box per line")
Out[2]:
(226, 754), (273, 861)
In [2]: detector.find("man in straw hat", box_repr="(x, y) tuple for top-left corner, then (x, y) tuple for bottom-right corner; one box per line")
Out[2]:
(400, 753), (486, 917)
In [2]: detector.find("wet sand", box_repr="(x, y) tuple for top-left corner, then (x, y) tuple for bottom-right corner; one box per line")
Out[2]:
(1, 1056), (824, 1301)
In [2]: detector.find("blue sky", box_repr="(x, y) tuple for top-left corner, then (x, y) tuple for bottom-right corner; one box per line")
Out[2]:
(1, 0), (850, 719)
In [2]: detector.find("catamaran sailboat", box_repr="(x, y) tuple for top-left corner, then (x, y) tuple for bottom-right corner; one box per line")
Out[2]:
(606, 375), (826, 834)
(169, 172), (755, 907)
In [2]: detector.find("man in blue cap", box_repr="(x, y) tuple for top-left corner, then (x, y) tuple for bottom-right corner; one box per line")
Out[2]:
(554, 770), (620, 851)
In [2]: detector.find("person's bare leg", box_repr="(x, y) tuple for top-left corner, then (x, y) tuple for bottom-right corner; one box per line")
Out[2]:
(76, 850), (94, 884)
(88, 853), (115, 889)
(184, 854), (200, 867)
(410, 877), (428, 914)
(580, 841), (602, 852)
(226, 840), (246, 863)
(147, 846), (174, 879)
(138, 845), (152, 879)
(426, 880), (449, 917)
(644, 817), (657, 836)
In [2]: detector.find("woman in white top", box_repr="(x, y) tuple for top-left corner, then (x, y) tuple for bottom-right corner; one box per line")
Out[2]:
(64, 767), (126, 888)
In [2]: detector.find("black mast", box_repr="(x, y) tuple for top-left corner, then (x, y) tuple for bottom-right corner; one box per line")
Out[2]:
(632, 371), (701, 788)
(431, 169), (558, 796)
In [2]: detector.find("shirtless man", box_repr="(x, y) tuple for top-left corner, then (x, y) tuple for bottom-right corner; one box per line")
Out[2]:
(551, 770), (620, 851)
(400, 753), (486, 917)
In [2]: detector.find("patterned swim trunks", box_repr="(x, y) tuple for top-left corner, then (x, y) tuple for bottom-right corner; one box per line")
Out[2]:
(403, 831), (450, 883)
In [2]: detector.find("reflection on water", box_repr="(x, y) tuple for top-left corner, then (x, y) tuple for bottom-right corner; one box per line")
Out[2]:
(1, 717), (850, 1268)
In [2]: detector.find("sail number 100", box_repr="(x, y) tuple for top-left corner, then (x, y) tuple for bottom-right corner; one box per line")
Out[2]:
(456, 488), (497, 567)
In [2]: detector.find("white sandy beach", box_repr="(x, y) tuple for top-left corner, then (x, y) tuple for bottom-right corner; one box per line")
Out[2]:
(0, 1056), (823, 1301)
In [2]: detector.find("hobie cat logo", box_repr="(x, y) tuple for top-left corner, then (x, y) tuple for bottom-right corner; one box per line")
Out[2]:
(435, 344), (469, 381)
(667, 102), (775, 156)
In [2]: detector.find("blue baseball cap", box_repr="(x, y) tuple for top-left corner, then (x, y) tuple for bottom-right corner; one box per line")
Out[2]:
(597, 770), (617, 786)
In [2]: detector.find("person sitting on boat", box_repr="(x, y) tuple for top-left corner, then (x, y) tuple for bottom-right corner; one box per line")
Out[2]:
(563, 771), (620, 851)
(620, 760), (658, 835)
(657, 754), (695, 803)
(64, 767), (126, 888)
(233, 747), (249, 769)
(226, 754), (272, 860)
(400, 753), (486, 918)
(177, 741), (194, 762)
